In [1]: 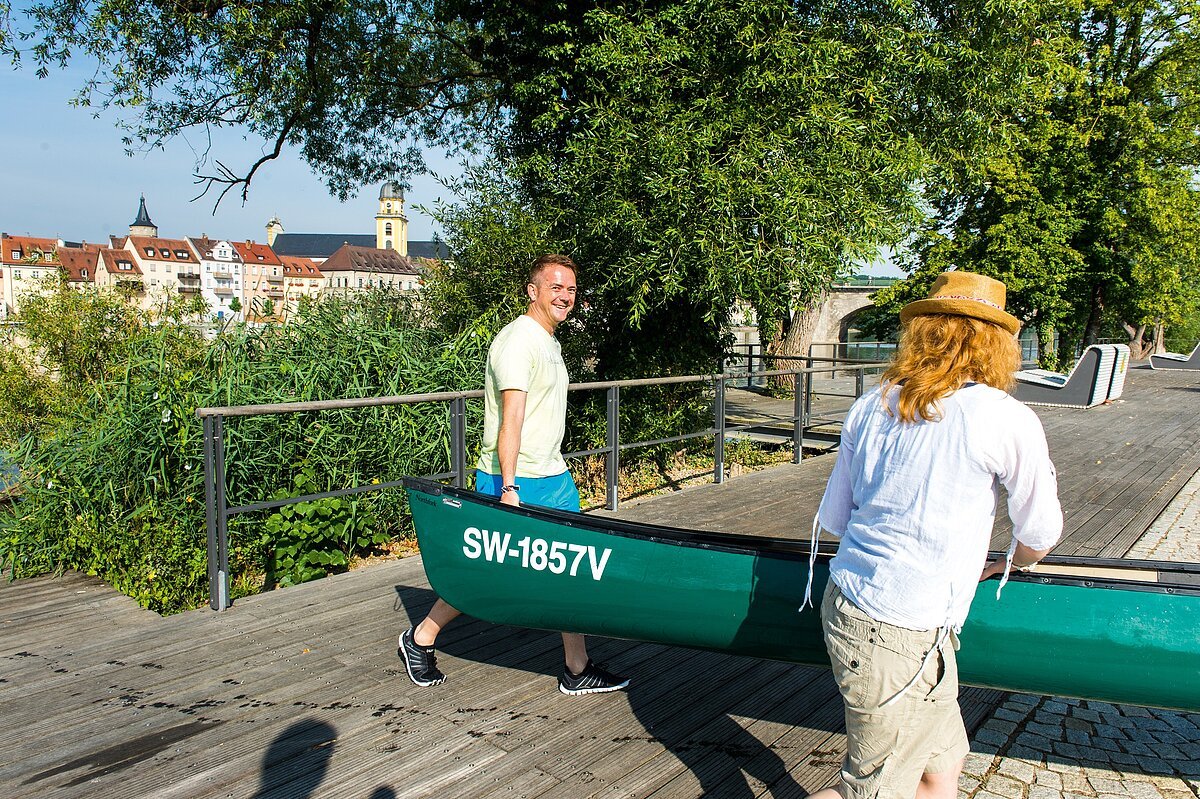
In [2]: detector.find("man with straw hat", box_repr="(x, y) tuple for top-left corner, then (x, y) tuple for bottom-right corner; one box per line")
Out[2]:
(805, 271), (1062, 799)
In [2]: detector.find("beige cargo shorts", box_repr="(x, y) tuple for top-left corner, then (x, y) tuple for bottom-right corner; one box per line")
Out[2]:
(820, 581), (970, 799)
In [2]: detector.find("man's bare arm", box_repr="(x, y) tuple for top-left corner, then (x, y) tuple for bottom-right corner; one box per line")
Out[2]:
(497, 389), (527, 505)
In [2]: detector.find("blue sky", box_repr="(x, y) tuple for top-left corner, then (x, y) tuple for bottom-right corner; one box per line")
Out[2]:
(0, 61), (456, 245)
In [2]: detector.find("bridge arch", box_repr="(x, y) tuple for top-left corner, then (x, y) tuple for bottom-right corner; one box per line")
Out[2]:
(813, 285), (881, 345)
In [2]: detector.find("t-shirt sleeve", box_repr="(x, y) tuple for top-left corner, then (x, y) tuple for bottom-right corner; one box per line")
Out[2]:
(817, 398), (861, 537)
(990, 402), (1063, 551)
(488, 330), (537, 393)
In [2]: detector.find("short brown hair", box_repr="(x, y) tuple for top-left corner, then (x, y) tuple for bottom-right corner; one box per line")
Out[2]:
(528, 254), (578, 285)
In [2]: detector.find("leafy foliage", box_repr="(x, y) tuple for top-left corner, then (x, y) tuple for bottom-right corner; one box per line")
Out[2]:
(884, 0), (1200, 365)
(0, 288), (489, 612)
(263, 466), (385, 588)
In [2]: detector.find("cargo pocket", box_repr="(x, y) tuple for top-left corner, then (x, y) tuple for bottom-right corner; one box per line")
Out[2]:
(822, 596), (875, 711)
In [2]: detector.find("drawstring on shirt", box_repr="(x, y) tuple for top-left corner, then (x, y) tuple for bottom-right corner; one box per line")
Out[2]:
(800, 513), (822, 611)
(995, 537), (1019, 600)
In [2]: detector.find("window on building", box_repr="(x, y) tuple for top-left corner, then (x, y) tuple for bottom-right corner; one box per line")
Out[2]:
(385, 223), (393, 235)
(384, 239), (392, 250)
(44, 252), (54, 262)
(175, 250), (188, 259)
(145, 248), (155, 256)
(160, 249), (171, 258)
(10, 249), (20, 259)
(358, 277), (363, 288)
(82, 269), (89, 278)
(13, 270), (21, 280)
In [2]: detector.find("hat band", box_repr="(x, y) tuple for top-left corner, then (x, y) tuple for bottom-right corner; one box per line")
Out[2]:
(932, 294), (1004, 311)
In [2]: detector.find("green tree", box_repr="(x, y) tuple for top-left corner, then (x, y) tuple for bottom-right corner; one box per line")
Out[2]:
(883, 0), (1200, 365)
(11, 0), (1063, 372)
(423, 0), (1060, 376)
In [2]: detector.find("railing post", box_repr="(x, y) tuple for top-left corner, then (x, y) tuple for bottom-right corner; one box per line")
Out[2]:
(204, 413), (231, 611)
(746, 344), (754, 390)
(450, 396), (467, 488)
(803, 356), (814, 434)
(606, 386), (620, 510)
(793, 371), (804, 464)
(855, 368), (865, 398)
(714, 376), (726, 484)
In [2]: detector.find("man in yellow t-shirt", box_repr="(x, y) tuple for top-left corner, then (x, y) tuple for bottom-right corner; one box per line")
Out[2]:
(399, 254), (629, 696)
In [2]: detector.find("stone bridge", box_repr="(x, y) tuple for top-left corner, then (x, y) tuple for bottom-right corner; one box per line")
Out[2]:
(813, 282), (887, 344)
(731, 279), (895, 349)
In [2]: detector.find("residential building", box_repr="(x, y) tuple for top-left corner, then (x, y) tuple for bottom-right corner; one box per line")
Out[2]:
(94, 248), (146, 301)
(232, 240), (285, 321)
(1, 233), (64, 317)
(188, 237), (245, 321)
(124, 235), (202, 310)
(58, 247), (99, 290)
(277, 255), (325, 320)
(319, 243), (423, 294)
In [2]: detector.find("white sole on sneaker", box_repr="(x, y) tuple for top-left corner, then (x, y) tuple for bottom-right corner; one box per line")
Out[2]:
(558, 679), (630, 696)
(398, 632), (445, 687)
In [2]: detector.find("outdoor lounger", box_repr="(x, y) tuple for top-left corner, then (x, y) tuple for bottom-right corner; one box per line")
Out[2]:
(1149, 341), (1200, 370)
(1012, 344), (1125, 408)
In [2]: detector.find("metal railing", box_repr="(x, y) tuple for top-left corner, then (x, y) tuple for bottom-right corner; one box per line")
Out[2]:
(197, 361), (883, 611)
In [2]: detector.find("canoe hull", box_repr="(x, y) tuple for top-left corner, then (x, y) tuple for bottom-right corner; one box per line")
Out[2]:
(406, 480), (1200, 711)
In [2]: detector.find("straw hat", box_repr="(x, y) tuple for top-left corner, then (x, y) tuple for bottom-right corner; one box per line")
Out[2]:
(899, 271), (1020, 335)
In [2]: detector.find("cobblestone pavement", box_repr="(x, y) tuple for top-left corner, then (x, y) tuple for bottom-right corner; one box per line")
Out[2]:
(958, 470), (1200, 799)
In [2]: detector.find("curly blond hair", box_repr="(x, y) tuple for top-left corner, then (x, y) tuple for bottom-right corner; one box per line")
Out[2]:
(882, 314), (1021, 423)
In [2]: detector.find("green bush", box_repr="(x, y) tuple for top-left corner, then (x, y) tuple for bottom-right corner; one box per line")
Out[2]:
(0, 287), (489, 613)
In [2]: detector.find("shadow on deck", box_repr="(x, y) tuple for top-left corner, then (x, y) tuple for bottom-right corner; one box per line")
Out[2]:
(2, 366), (1198, 798)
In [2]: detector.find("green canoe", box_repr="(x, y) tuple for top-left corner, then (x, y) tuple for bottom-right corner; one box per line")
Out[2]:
(404, 477), (1200, 711)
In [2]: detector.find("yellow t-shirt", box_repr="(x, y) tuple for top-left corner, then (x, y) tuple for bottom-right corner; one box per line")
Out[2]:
(476, 315), (569, 478)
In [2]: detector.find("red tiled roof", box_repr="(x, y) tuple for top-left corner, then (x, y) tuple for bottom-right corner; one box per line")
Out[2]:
(279, 255), (324, 278)
(99, 248), (143, 276)
(58, 248), (99, 283)
(127, 236), (199, 264)
(320, 244), (420, 274)
(1, 233), (61, 266)
(232, 240), (282, 266)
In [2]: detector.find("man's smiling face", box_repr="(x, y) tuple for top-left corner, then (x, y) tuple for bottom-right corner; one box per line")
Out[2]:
(527, 265), (577, 332)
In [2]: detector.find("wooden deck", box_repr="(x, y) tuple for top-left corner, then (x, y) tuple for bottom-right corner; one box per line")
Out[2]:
(2, 365), (1198, 798)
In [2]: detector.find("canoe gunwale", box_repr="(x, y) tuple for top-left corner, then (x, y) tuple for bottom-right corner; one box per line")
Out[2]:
(403, 477), (1200, 597)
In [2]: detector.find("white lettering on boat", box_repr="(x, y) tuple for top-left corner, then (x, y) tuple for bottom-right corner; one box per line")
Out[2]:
(588, 546), (611, 580)
(480, 529), (512, 563)
(461, 528), (612, 581)
(463, 526), (483, 559)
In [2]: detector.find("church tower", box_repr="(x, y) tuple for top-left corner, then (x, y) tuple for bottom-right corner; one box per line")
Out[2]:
(129, 195), (159, 238)
(376, 179), (408, 255)
(266, 216), (284, 246)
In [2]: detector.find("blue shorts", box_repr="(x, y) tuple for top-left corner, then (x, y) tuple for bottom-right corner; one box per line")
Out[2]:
(475, 470), (581, 512)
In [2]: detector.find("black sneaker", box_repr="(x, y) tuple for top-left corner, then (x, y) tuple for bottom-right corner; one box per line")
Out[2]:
(398, 627), (446, 687)
(558, 661), (629, 695)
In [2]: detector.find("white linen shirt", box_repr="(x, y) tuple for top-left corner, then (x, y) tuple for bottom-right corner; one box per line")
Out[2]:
(817, 383), (1062, 631)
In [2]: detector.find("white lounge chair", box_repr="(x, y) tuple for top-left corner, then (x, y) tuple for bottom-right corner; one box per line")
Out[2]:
(1150, 342), (1200, 371)
(1013, 344), (1119, 408)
